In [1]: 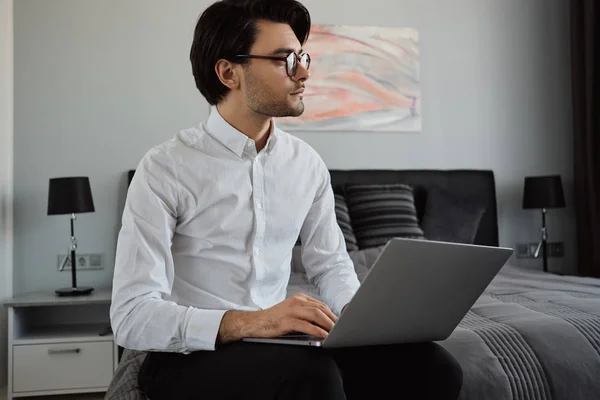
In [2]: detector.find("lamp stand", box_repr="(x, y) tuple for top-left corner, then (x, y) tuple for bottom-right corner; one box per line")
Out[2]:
(55, 213), (94, 296)
(533, 208), (549, 272)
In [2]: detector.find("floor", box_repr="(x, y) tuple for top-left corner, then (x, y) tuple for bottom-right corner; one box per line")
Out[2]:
(0, 387), (105, 400)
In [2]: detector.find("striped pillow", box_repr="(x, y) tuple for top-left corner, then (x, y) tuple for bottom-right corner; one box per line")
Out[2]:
(335, 193), (359, 251)
(345, 183), (426, 249)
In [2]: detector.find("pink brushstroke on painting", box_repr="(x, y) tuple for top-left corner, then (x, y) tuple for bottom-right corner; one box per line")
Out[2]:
(276, 24), (420, 132)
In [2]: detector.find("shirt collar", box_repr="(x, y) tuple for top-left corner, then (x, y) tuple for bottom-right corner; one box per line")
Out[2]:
(205, 106), (279, 157)
(265, 121), (279, 154)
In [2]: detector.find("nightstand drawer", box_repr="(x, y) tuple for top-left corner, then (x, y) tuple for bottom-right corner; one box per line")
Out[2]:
(13, 341), (114, 393)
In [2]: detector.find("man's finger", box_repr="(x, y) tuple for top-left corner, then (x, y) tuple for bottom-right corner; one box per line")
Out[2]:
(301, 296), (338, 323)
(295, 306), (336, 332)
(291, 320), (328, 339)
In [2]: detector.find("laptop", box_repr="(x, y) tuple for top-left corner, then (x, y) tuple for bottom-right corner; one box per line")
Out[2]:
(242, 237), (513, 348)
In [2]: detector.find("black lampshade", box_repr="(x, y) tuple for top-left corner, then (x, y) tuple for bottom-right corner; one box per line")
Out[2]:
(47, 177), (95, 215)
(522, 175), (565, 209)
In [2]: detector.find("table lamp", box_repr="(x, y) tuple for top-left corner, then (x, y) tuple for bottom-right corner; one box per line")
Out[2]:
(522, 175), (565, 272)
(47, 176), (95, 296)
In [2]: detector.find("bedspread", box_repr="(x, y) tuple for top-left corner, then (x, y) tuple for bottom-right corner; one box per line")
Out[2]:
(289, 264), (600, 400)
(438, 265), (600, 400)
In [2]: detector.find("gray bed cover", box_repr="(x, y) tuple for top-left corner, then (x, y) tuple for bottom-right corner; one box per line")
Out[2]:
(288, 262), (600, 400)
(105, 264), (600, 400)
(439, 264), (600, 400)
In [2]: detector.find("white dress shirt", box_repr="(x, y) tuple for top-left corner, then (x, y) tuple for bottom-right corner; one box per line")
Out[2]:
(110, 106), (360, 353)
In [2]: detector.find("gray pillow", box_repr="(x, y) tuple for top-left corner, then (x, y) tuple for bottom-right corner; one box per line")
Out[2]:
(334, 193), (359, 251)
(348, 245), (386, 281)
(345, 183), (426, 249)
(420, 186), (486, 244)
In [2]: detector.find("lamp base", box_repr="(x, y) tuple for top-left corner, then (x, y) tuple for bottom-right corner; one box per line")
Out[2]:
(55, 287), (94, 296)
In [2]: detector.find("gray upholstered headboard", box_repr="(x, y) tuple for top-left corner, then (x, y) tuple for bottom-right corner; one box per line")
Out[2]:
(328, 169), (498, 247)
(127, 168), (499, 247)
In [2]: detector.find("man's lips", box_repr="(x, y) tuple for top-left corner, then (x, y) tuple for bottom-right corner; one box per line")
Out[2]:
(290, 88), (305, 95)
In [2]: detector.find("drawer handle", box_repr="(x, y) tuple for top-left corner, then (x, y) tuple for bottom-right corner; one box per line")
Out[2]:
(48, 348), (81, 355)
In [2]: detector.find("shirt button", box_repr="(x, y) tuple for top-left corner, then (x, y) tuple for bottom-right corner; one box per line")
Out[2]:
(256, 203), (262, 209)
(254, 248), (260, 255)
(247, 141), (253, 148)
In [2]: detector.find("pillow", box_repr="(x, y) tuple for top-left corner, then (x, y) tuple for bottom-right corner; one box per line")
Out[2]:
(334, 193), (359, 251)
(420, 186), (486, 244)
(345, 183), (426, 249)
(347, 245), (387, 281)
(294, 193), (359, 252)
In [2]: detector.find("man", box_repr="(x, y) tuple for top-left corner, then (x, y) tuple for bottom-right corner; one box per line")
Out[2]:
(110, 0), (463, 398)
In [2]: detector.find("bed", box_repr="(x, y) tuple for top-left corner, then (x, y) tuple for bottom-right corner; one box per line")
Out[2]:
(289, 257), (600, 400)
(105, 169), (600, 400)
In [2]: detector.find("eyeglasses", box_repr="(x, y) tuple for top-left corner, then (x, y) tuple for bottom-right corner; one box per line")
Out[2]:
(234, 52), (311, 78)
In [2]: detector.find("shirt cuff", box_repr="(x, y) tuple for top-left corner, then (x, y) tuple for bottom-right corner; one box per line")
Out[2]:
(332, 289), (357, 316)
(184, 308), (228, 351)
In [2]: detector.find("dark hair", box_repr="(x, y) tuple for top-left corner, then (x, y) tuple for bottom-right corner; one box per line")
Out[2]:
(190, 0), (311, 105)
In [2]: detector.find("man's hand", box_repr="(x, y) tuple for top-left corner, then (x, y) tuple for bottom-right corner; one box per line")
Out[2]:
(217, 293), (338, 345)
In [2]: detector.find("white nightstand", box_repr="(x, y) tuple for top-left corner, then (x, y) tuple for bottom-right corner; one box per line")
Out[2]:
(3, 289), (117, 399)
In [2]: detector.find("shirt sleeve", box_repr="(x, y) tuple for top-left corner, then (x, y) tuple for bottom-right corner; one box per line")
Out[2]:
(298, 159), (361, 315)
(109, 147), (227, 353)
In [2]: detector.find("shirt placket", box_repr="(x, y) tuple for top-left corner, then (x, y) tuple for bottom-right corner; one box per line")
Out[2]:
(251, 153), (267, 286)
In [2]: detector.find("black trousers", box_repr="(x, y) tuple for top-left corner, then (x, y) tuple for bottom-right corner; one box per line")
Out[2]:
(138, 341), (463, 400)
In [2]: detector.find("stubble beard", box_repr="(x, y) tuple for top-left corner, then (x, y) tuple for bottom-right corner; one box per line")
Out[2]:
(244, 70), (305, 118)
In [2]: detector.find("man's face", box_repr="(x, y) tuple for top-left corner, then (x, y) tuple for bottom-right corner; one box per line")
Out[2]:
(240, 20), (310, 118)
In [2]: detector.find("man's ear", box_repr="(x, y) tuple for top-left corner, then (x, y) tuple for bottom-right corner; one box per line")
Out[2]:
(215, 59), (240, 90)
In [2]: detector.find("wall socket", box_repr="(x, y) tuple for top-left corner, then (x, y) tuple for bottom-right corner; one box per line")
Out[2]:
(57, 253), (104, 271)
(516, 242), (564, 259)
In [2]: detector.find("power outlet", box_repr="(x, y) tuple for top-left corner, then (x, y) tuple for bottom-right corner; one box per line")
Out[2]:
(516, 243), (531, 258)
(515, 242), (564, 258)
(57, 253), (104, 271)
(516, 242), (540, 258)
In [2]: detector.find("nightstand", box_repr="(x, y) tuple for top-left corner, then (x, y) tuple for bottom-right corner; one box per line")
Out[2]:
(3, 289), (117, 399)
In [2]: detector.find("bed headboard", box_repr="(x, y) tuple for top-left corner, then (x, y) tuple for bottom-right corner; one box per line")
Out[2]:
(126, 168), (499, 247)
(328, 169), (498, 247)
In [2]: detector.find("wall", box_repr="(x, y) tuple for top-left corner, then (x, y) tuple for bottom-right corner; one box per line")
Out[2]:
(0, 0), (13, 388)
(12, 0), (575, 295)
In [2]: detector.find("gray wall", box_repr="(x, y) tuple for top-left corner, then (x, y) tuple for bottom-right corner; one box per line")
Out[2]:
(1, 0), (13, 387)
(13, 0), (575, 295)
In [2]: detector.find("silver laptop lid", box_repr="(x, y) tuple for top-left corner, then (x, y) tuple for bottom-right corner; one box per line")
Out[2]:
(322, 238), (513, 348)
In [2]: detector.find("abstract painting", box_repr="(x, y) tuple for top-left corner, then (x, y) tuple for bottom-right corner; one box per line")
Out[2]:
(276, 24), (420, 132)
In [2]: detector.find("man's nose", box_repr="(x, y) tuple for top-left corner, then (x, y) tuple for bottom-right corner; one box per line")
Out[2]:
(293, 63), (310, 82)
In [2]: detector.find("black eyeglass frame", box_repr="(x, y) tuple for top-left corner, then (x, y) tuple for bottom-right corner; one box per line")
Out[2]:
(234, 52), (311, 77)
